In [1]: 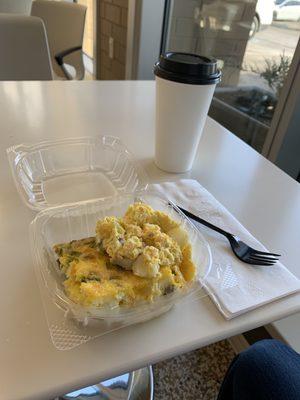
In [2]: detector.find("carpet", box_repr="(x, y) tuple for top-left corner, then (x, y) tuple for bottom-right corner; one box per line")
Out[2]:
(153, 340), (235, 400)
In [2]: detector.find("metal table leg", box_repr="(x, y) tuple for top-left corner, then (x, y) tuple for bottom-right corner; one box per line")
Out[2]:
(57, 365), (154, 400)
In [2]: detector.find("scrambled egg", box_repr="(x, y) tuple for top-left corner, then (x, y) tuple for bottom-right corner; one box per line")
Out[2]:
(53, 203), (196, 308)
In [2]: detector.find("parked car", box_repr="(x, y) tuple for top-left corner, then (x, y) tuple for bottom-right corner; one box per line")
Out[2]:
(274, 0), (300, 21)
(250, 0), (274, 37)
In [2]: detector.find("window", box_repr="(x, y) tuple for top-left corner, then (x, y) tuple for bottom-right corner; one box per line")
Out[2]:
(161, 0), (300, 154)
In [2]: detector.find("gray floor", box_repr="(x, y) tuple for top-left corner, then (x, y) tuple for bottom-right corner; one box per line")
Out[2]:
(153, 340), (235, 400)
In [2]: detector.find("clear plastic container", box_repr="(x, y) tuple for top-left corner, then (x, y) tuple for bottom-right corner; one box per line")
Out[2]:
(7, 136), (147, 211)
(8, 137), (212, 349)
(30, 191), (212, 333)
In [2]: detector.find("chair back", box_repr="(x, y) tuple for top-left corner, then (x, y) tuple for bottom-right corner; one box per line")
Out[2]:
(0, 0), (32, 14)
(31, 0), (86, 79)
(0, 14), (53, 80)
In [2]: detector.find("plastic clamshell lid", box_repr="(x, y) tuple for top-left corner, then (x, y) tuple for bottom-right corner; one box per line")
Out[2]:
(7, 136), (148, 211)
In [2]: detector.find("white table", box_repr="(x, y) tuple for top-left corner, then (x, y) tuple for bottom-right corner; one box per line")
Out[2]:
(1, 81), (300, 400)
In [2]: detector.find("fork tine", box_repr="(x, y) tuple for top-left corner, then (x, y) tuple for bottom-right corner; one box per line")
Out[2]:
(249, 257), (278, 265)
(246, 259), (277, 266)
(250, 249), (281, 257)
(245, 255), (277, 264)
(249, 254), (279, 262)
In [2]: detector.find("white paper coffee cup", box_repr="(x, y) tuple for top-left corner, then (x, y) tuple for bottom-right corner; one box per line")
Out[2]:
(154, 53), (221, 173)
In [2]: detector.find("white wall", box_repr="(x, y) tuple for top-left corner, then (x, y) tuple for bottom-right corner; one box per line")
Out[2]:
(136, 0), (165, 80)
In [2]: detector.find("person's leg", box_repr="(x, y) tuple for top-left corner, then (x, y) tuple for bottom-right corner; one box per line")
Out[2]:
(217, 339), (300, 400)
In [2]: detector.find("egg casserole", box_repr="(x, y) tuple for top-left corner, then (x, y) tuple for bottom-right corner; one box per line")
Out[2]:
(53, 203), (196, 308)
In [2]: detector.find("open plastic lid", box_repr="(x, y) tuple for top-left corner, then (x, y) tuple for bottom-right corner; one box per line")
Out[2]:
(7, 136), (148, 211)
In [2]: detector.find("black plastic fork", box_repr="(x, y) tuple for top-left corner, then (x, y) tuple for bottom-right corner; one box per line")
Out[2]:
(177, 206), (280, 266)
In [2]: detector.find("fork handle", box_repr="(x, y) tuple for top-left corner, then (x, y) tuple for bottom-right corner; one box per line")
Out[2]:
(177, 206), (233, 240)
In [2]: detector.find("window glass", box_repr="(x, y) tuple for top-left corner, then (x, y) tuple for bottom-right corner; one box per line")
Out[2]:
(162, 0), (300, 153)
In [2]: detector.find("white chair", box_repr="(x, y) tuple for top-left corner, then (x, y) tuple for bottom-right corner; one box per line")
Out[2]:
(0, 14), (53, 80)
(0, 0), (32, 14)
(31, 0), (87, 80)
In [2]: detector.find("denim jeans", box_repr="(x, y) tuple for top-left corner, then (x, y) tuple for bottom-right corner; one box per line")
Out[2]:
(218, 339), (300, 400)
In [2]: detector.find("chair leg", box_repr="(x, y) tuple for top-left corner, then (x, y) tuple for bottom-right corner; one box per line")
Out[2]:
(57, 365), (154, 399)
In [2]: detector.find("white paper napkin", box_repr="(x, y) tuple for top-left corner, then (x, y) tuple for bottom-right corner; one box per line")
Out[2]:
(150, 179), (300, 319)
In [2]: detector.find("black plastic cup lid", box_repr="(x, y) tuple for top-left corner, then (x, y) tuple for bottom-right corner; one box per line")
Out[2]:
(154, 52), (221, 85)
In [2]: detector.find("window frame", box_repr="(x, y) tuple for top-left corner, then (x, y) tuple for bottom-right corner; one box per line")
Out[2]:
(262, 39), (300, 179)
